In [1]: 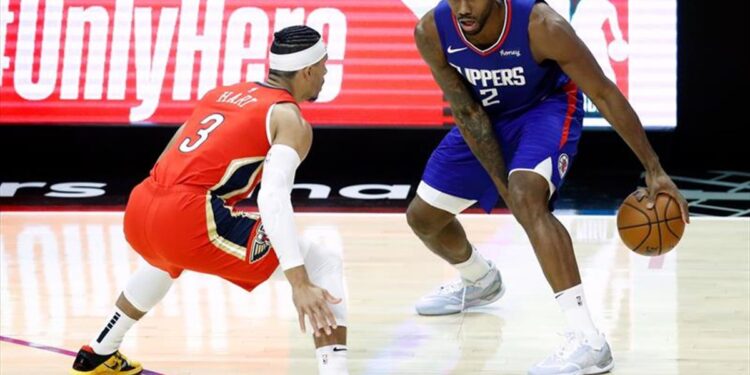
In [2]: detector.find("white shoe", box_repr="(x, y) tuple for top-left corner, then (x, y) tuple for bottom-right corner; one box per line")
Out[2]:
(528, 331), (614, 375)
(415, 262), (505, 316)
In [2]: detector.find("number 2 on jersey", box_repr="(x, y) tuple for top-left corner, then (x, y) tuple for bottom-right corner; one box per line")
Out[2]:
(179, 113), (225, 152)
(479, 88), (500, 107)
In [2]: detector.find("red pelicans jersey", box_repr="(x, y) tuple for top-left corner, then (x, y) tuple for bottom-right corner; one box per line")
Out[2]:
(123, 82), (294, 289)
(151, 82), (297, 206)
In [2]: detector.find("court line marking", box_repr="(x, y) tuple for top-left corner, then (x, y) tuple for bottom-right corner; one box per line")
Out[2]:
(648, 255), (666, 269)
(0, 335), (163, 375)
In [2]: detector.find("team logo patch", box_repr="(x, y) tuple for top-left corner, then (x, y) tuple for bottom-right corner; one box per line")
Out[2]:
(558, 153), (570, 178)
(249, 223), (272, 262)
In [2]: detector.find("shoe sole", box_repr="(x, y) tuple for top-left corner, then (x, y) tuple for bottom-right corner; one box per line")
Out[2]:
(70, 369), (142, 375)
(70, 368), (142, 375)
(582, 359), (614, 374)
(70, 363), (143, 375)
(416, 281), (506, 316)
(464, 280), (506, 310)
(528, 361), (613, 375)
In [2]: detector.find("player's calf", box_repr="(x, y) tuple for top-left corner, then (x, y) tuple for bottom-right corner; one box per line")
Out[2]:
(70, 263), (172, 374)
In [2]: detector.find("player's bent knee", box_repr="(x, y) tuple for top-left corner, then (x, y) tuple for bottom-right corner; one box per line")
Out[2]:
(405, 204), (424, 233)
(509, 183), (532, 210)
(300, 236), (347, 326)
(123, 262), (174, 313)
(509, 194), (546, 222)
(508, 185), (550, 226)
(406, 202), (439, 237)
(302, 235), (343, 273)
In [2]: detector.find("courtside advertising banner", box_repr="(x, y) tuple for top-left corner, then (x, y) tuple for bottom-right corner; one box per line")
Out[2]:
(0, 0), (676, 127)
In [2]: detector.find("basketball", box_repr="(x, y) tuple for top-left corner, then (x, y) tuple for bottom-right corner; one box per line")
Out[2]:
(617, 191), (685, 256)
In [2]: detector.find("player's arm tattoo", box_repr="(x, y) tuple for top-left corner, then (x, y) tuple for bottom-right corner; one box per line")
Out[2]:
(414, 12), (510, 190)
(443, 76), (510, 188)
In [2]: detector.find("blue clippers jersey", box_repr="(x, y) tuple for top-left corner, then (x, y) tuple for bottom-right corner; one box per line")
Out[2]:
(434, 0), (569, 119)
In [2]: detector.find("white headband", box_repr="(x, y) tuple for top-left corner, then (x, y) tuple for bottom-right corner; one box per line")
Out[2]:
(269, 39), (327, 72)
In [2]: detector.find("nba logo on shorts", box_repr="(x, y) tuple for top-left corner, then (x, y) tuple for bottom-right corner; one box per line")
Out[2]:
(558, 153), (570, 178)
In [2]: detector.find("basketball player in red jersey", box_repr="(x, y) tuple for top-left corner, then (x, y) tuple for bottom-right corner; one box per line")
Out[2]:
(70, 26), (349, 375)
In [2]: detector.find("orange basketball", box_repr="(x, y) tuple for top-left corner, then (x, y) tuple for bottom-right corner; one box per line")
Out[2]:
(616, 191), (685, 256)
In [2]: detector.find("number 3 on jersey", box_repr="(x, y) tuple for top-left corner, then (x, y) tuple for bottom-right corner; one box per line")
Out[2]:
(179, 113), (225, 152)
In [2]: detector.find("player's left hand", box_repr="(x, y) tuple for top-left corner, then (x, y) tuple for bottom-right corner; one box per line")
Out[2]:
(291, 282), (342, 337)
(641, 169), (690, 224)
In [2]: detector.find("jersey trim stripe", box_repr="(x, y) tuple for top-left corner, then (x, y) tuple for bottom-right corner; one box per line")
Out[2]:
(559, 81), (579, 149)
(210, 157), (265, 201)
(205, 194), (250, 259)
(452, 0), (512, 56)
(205, 194), (265, 260)
(265, 103), (276, 146)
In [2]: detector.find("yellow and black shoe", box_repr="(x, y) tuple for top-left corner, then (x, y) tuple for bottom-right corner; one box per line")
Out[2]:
(70, 345), (143, 374)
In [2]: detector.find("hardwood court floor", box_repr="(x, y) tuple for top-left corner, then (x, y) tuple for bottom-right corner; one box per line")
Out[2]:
(0, 212), (748, 374)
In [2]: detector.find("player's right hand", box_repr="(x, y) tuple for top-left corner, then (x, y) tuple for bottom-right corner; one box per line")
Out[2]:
(643, 169), (691, 224)
(291, 282), (341, 337)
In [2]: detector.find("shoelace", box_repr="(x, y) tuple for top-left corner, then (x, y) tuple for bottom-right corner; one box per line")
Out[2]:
(436, 279), (464, 295)
(440, 270), (494, 309)
(554, 331), (584, 359)
(435, 279), (473, 312)
(114, 352), (131, 369)
(460, 284), (468, 312)
(453, 272), (493, 345)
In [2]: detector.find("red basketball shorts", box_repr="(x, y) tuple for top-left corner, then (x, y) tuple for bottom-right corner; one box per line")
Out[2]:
(123, 178), (279, 292)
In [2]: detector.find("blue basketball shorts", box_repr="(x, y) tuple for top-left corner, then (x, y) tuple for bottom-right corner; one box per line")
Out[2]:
(419, 82), (584, 213)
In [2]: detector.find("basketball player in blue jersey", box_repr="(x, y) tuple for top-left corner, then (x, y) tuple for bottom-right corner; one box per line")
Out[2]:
(407, 0), (690, 374)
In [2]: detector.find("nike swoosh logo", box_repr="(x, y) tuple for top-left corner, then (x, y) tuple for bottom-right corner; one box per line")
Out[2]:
(104, 361), (120, 370)
(333, 347), (348, 352)
(447, 46), (468, 54)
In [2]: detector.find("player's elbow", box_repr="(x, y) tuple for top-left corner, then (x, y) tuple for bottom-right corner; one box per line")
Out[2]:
(301, 233), (343, 269)
(413, 10), (436, 49)
(257, 189), (271, 215)
(590, 79), (620, 106)
(413, 20), (423, 40)
(413, 11), (430, 37)
(257, 162), (295, 214)
(257, 186), (286, 214)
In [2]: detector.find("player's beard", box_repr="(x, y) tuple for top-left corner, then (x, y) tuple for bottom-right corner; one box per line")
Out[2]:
(458, 2), (496, 36)
(458, 17), (481, 35)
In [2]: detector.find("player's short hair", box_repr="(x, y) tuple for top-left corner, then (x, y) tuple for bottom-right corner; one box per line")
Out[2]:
(268, 26), (322, 79)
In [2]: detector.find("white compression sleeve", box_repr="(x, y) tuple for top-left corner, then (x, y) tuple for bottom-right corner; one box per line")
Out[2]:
(258, 144), (305, 270)
(123, 261), (174, 312)
(300, 233), (347, 326)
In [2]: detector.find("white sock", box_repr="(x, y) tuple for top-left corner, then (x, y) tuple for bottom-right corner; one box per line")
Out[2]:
(316, 345), (348, 375)
(123, 262), (174, 312)
(555, 284), (600, 341)
(88, 307), (136, 355)
(454, 246), (491, 282)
